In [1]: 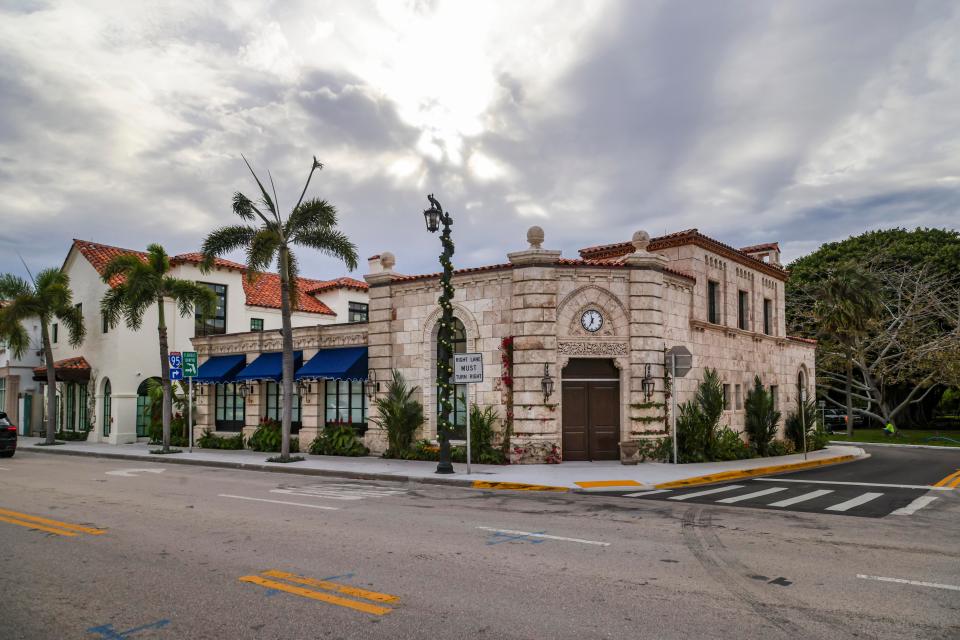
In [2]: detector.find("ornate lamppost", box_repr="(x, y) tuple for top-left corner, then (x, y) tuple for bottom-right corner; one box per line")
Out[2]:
(422, 194), (456, 474)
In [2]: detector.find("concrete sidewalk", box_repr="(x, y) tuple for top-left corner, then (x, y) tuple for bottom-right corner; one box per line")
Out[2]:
(20, 437), (865, 491)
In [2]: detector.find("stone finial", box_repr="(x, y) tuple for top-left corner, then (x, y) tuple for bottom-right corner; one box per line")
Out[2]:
(380, 251), (396, 270)
(631, 230), (650, 253)
(527, 225), (545, 249)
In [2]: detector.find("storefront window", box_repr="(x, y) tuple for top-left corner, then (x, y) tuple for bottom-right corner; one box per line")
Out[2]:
(215, 383), (245, 432)
(264, 381), (301, 433)
(325, 380), (367, 434)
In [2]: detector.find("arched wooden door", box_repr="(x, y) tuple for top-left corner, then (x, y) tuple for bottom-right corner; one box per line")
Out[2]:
(561, 359), (620, 461)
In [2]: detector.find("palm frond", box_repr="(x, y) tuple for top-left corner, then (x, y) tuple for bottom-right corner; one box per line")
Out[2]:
(0, 274), (33, 299)
(241, 155), (279, 222)
(99, 254), (145, 284)
(294, 228), (359, 271)
(232, 192), (257, 222)
(55, 299), (86, 348)
(145, 244), (171, 275)
(162, 277), (218, 319)
(246, 228), (281, 279)
(286, 198), (337, 237)
(284, 248), (300, 309)
(100, 285), (127, 330)
(201, 225), (257, 272)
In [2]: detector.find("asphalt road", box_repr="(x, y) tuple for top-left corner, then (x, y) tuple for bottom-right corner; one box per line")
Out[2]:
(0, 447), (958, 640)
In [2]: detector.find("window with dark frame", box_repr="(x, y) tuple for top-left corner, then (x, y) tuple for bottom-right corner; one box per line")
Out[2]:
(723, 383), (731, 411)
(348, 302), (369, 323)
(763, 298), (773, 335)
(195, 282), (227, 337)
(735, 384), (743, 410)
(437, 318), (468, 439)
(770, 385), (779, 411)
(250, 318), (264, 332)
(707, 281), (720, 324)
(214, 383), (245, 432)
(102, 312), (109, 334)
(52, 323), (58, 344)
(78, 384), (87, 431)
(264, 381), (301, 433)
(324, 380), (368, 434)
(738, 290), (749, 330)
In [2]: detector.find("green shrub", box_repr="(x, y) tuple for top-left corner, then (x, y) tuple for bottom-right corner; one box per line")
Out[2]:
(309, 424), (369, 457)
(712, 427), (753, 461)
(374, 371), (425, 458)
(464, 404), (507, 464)
(766, 439), (796, 457)
(637, 437), (672, 462)
(197, 429), (245, 450)
(744, 376), (781, 457)
(785, 396), (827, 453)
(672, 368), (735, 462)
(149, 414), (188, 447)
(248, 418), (299, 453)
(56, 428), (90, 441)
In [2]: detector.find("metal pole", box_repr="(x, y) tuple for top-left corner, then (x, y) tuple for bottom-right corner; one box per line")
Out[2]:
(671, 354), (678, 465)
(188, 377), (193, 453)
(466, 387), (472, 475)
(800, 377), (807, 461)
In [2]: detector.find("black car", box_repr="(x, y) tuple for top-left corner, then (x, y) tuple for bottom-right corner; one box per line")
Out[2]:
(822, 408), (864, 432)
(0, 412), (16, 457)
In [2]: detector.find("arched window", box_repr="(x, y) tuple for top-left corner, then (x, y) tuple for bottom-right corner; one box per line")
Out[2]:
(102, 379), (112, 437)
(437, 318), (467, 439)
(135, 378), (161, 438)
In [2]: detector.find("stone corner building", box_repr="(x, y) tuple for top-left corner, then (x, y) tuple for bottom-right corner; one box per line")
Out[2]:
(192, 227), (814, 463)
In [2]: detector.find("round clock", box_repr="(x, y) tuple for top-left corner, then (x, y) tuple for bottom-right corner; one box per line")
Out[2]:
(580, 309), (603, 333)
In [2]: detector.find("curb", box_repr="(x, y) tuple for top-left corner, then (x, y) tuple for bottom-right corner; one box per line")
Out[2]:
(830, 440), (960, 450)
(653, 453), (862, 489)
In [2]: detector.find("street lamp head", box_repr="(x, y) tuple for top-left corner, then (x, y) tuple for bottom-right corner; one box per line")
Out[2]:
(641, 363), (655, 400)
(365, 369), (378, 400)
(423, 193), (442, 233)
(541, 363), (555, 402)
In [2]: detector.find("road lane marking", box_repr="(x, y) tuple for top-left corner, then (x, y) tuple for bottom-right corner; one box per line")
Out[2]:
(825, 492), (884, 512)
(890, 496), (939, 516)
(0, 514), (79, 536)
(715, 487), (789, 504)
(623, 489), (672, 497)
(754, 478), (955, 491)
(476, 526), (610, 547)
(667, 484), (745, 501)
(933, 470), (960, 488)
(105, 468), (165, 477)
(218, 495), (339, 510)
(239, 576), (393, 615)
(0, 507), (106, 535)
(768, 489), (834, 507)
(857, 574), (960, 592)
(261, 570), (399, 604)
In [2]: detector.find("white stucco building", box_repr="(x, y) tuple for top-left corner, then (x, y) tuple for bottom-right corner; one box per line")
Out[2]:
(40, 240), (368, 443)
(0, 308), (43, 434)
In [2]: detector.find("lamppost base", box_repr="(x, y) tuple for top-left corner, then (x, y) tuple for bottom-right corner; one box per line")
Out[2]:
(435, 462), (455, 474)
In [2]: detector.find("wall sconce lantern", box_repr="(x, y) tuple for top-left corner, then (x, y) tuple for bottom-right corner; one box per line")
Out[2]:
(540, 364), (555, 402)
(641, 364), (655, 401)
(238, 382), (252, 398)
(296, 380), (312, 396)
(365, 369), (379, 400)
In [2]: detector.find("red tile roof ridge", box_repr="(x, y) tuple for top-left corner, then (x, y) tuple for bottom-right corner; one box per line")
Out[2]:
(390, 263), (514, 282)
(739, 242), (780, 253)
(32, 356), (91, 374)
(304, 276), (369, 294)
(786, 335), (818, 345)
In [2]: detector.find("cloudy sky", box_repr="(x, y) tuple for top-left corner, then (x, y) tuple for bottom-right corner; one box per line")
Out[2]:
(1, 0), (958, 282)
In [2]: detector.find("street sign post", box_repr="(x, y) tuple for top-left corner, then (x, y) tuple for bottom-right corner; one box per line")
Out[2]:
(665, 346), (694, 465)
(454, 353), (484, 474)
(183, 351), (198, 378)
(183, 352), (197, 453)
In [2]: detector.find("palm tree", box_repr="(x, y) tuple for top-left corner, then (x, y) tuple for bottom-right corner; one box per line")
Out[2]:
(813, 267), (881, 437)
(0, 269), (85, 444)
(100, 244), (216, 453)
(201, 156), (358, 461)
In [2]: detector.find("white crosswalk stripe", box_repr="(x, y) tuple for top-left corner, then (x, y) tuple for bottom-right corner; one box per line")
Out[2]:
(667, 485), (745, 501)
(271, 483), (407, 501)
(890, 495), (938, 516)
(715, 487), (789, 504)
(768, 489), (834, 507)
(825, 492), (884, 512)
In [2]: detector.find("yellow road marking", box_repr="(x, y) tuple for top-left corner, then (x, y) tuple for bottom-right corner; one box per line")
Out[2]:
(933, 470), (960, 488)
(239, 576), (393, 615)
(260, 570), (400, 604)
(655, 455), (857, 489)
(575, 480), (644, 489)
(0, 507), (106, 535)
(471, 481), (569, 492)
(0, 514), (79, 536)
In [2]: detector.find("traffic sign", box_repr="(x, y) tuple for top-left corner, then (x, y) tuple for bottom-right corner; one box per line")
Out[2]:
(454, 353), (483, 384)
(665, 346), (693, 377)
(169, 368), (183, 381)
(168, 352), (183, 369)
(183, 351), (198, 377)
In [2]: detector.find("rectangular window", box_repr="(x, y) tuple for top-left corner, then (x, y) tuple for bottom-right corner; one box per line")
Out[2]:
(101, 312), (109, 334)
(707, 281), (720, 324)
(722, 383), (731, 411)
(65, 383), (75, 431)
(52, 323), (58, 344)
(763, 298), (773, 335)
(738, 290), (749, 330)
(348, 302), (369, 323)
(195, 283), (227, 337)
(250, 318), (264, 332)
(264, 381), (301, 433)
(324, 380), (368, 434)
(78, 385), (87, 431)
(735, 384), (743, 411)
(214, 383), (245, 432)
(770, 385), (779, 412)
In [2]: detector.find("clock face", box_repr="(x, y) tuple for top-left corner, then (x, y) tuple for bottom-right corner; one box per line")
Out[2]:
(581, 309), (603, 333)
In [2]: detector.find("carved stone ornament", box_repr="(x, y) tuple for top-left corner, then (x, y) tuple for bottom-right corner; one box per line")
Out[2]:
(557, 340), (628, 356)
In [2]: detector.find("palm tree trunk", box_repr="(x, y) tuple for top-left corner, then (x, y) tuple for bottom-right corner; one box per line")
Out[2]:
(157, 298), (172, 453)
(278, 246), (294, 461)
(845, 358), (853, 438)
(41, 322), (57, 445)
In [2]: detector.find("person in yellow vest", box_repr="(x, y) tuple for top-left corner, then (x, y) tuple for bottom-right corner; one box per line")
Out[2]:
(883, 421), (896, 437)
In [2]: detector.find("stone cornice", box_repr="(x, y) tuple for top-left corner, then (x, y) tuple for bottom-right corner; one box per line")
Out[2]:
(689, 319), (789, 346)
(193, 323), (368, 357)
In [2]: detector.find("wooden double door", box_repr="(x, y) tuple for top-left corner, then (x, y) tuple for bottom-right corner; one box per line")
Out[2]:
(561, 359), (620, 461)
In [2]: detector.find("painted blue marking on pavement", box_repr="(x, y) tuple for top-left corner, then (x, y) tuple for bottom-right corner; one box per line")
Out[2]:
(87, 619), (170, 638)
(486, 531), (547, 545)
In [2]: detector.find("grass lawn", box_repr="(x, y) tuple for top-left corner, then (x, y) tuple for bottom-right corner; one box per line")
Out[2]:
(829, 429), (960, 447)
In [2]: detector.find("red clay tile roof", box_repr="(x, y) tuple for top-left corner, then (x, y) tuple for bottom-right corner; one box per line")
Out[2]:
(33, 356), (92, 382)
(787, 335), (817, 346)
(71, 240), (341, 316)
(387, 257), (696, 284)
(304, 277), (369, 294)
(390, 263), (515, 283)
(739, 242), (780, 254)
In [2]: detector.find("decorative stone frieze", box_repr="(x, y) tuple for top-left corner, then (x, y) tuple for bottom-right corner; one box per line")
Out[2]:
(557, 341), (629, 356)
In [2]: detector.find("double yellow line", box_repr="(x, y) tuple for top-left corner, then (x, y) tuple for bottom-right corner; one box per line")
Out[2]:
(933, 470), (960, 489)
(0, 507), (106, 537)
(240, 570), (399, 615)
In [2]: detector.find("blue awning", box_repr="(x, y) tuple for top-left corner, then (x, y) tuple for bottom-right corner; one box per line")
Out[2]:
(194, 354), (246, 383)
(295, 346), (368, 381)
(235, 351), (303, 382)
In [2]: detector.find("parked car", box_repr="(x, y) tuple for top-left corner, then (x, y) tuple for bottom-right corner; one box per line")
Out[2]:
(822, 408), (864, 432)
(0, 412), (16, 457)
